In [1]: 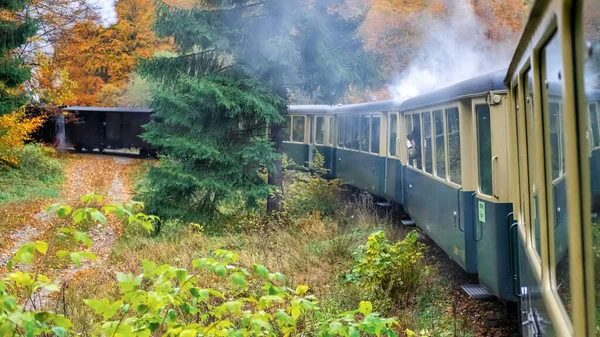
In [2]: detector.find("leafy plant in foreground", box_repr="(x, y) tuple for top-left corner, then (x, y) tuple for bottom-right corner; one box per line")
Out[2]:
(345, 231), (428, 307)
(1, 195), (401, 336)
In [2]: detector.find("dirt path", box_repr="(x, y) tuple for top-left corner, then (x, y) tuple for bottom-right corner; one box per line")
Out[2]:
(0, 154), (145, 275)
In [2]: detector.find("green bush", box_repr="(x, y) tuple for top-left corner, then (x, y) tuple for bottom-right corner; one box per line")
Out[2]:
(285, 151), (343, 218)
(0, 143), (64, 204)
(344, 231), (428, 308)
(0, 196), (401, 337)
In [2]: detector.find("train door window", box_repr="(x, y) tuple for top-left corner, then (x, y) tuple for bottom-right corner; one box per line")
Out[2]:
(542, 32), (571, 315)
(406, 114), (414, 167)
(583, 0), (600, 328)
(524, 68), (541, 257)
(411, 114), (422, 170)
(476, 104), (493, 196)
(315, 116), (325, 145)
(360, 114), (370, 152)
(590, 103), (600, 148)
(389, 113), (398, 157)
(446, 107), (461, 184)
(422, 112), (433, 174)
(433, 110), (446, 179)
(292, 116), (305, 143)
(338, 116), (344, 147)
(352, 115), (360, 150)
(282, 116), (291, 141)
(345, 115), (352, 148)
(371, 114), (380, 154)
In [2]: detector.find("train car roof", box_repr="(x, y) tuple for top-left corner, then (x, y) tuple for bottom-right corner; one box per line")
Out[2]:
(398, 69), (507, 112)
(289, 100), (401, 115)
(63, 106), (153, 113)
(288, 105), (331, 115)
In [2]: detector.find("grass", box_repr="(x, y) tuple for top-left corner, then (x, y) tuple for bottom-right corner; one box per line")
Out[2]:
(31, 168), (512, 336)
(0, 143), (65, 205)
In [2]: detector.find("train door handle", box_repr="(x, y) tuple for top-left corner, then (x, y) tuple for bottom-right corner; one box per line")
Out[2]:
(453, 211), (457, 227)
(457, 187), (463, 232)
(472, 193), (483, 242)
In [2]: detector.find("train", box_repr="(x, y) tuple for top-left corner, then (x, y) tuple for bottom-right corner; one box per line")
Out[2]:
(35, 0), (598, 335)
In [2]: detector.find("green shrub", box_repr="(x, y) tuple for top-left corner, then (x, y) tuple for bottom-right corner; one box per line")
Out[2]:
(345, 231), (428, 307)
(0, 143), (64, 204)
(0, 196), (401, 337)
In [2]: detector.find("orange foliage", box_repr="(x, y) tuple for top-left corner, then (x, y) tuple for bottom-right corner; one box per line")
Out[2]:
(470, 0), (529, 41)
(0, 108), (44, 168)
(31, 53), (77, 106)
(54, 0), (171, 106)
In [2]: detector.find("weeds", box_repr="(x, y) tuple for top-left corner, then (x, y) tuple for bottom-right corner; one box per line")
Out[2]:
(0, 144), (64, 204)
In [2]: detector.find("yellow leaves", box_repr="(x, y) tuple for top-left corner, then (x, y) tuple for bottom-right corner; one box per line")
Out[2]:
(32, 53), (77, 106)
(0, 107), (44, 168)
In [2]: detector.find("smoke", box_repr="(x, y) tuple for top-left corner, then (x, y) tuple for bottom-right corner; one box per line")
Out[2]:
(390, 0), (517, 102)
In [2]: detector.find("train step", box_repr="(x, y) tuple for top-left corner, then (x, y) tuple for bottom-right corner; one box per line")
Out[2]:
(460, 284), (495, 300)
(376, 201), (393, 207)
(400, 218), (416, 227)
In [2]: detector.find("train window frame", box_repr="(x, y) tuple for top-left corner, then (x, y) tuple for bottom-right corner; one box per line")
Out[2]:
(421, 111), (434, 176)
(328, 116), (334, 146)
(282, 116), (292, 142)
(360, 114), (370, 152)
(314, 115), (325, 146)
(291, 115), (307, 144)
(404, 104), (462, 188)
(474, 102), (494, 198)
(589, 102), (600, 149)
(432, 109), (446, 179)
(446, 106), (462, 186)
(388, 112), (399, 158)
(370, 114), (381, 155)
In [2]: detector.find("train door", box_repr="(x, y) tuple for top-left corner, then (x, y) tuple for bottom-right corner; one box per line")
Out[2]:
(105, 112), (121, 148)
(470, 95), (514, 299)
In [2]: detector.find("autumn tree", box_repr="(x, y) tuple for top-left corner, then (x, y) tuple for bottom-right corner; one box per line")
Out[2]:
(138, 0), (379, 223)
(54, 0), (171, 106)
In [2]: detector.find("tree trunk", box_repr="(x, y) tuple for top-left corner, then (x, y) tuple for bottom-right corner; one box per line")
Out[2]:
(267, 122), (284, 214)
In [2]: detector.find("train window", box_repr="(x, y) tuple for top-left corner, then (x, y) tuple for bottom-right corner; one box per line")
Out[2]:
(315, 116), (325, 145)
(282, 116), (291, 141)
(309, 117), (314, 144)
(542, 32), (571, 314)
(411, 114), (422, 170)
(389, 113), (398, 157)
(360, 114), (370, 152)
(477, 104), (493, 196)
(345, 115), (352, 148)
(328, 117), (334, 146)
(524, 69), (541, 257)
(433, 110), (446, 179)
(583, 0), (600, 326)
(549, 102), (562, 180)
(446, 107), (461, 184)
(590, 103), (600, 147)
(292, 116), (305, 143)
(371, 114), (380, 154)
(352, 115), (360, 150)
(406, 114), (414, 167)
(422, 112), (433, 174)
(338, 116), (344, 147)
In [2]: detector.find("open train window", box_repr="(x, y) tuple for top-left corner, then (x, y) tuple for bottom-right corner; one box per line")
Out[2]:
(371, 114), (380, 154)
(352, 115), (360, 150)
(292, 116), (305, 143)
(405, 114), (414, 167)
(345, 115), (352, 148)
(315, 116), (325, 145)
(411, 114), (422, 170)
(433, 110), (446, 179)
(360, 114), (370, 152)
(422, 112), (433, 174)
(389, 113), (398, 157)
(328, 116), (334, 146)
(338, 116), (344, 147)
(446, 107), (461, 184)
(282, 116), (291, 141)
(476, 104), (493, 196)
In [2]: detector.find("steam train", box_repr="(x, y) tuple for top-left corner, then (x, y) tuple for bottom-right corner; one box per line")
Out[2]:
(39, 0), (599, 335)
(285, 0), (600, 335)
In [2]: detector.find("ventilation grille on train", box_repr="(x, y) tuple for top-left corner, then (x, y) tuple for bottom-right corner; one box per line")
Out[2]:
(460, 284), (495, 300)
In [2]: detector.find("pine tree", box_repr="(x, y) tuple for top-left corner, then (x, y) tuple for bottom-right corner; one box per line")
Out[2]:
(139, 0), (380, 224)
(0, 0), (37, 116)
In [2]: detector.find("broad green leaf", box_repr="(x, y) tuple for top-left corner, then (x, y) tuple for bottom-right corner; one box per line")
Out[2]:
(56, 250), (70, 258)
(52, 327), (66, 337)
(253, 264), (269, 278)
(175, 269), (187, 282)
(34, 241), (48, 255)
(295, 285), (309, 296)
(73, 231), (93, 248)
(359, 301), (373, 316)
(90, 210), (107, 224)
(230, 272), (247, 288)
(214, 265), (227, 277)
(56, 206), (72, 218)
